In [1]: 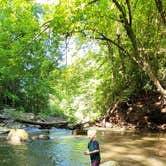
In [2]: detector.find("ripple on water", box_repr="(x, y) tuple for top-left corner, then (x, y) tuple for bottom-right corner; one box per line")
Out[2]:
(0, 128), (90, 166)
(0, 128), (165, 166)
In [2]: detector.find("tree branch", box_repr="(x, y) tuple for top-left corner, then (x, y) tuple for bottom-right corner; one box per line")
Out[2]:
(32, 19), (53, 41)
(67, 29), (130, 57)
(96, 34), (130, 57)
(32, 25), (49, 41)
(88, 0), (99, 5)
(112, 0), (126, 18)
(126, 0), (132, 26)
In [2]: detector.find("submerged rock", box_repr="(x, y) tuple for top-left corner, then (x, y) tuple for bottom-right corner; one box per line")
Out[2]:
(31, 134), (49, 140)
(101, 160), (120, 166)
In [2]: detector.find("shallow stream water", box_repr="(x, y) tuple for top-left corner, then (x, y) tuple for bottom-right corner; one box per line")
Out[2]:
(0, 128), (165, 166)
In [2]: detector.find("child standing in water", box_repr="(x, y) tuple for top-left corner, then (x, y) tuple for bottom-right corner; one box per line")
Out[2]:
(84, 129), (101, 166)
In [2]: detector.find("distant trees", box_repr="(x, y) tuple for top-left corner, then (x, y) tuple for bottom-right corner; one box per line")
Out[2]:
(0, 0), (61, 112)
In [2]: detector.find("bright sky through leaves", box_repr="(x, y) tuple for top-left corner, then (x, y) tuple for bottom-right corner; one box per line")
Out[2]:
(35, 0), (59, 5)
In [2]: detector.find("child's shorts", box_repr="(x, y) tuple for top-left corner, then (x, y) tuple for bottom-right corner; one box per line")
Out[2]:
(91, 160), (100, 166)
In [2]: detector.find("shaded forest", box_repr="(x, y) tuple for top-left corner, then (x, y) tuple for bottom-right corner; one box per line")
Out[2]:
(0, 0), (165, 130)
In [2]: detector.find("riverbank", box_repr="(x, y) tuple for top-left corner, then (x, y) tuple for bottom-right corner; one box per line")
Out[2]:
(0, 91), (165, 133)
(91, 91), (166, 133)
(0, 110), (68, 131)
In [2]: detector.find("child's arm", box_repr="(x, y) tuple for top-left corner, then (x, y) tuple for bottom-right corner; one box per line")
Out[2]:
(84, 149), (99, 155)
(89, 149), (99, 154)
(84, 140), (100, 155)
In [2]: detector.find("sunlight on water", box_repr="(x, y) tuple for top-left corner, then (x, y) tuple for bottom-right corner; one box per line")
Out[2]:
(0, 128), (90, 166)
(98, 131), (166, 166)
(0, 128), (165, 166)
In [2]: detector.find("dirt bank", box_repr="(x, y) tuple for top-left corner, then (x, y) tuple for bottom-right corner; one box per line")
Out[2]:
(97, 91), (166, 132)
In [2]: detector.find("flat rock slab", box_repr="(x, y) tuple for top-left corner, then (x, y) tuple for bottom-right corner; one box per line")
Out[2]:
(101, 160), (120, 166)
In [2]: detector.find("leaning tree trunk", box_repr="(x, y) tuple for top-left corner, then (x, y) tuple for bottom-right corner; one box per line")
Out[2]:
(142, 60), (166, 96)
(112, 0), (166, 97)
(155, 0), (166, 25)
(125, 23), (166, 96)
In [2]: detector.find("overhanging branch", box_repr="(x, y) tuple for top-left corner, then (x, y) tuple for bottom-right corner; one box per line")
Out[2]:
(126, 0), (132, 26)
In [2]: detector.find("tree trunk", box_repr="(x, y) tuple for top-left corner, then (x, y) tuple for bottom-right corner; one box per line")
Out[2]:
(126, 25), (166, 96)
(155, 0), (166, 25)
(127, 25), (166, 96)
(102, 101), (119, 127)
(107, 43), (115, 82)
(142, 60), (166, 96)
(112, 0), (166, 97)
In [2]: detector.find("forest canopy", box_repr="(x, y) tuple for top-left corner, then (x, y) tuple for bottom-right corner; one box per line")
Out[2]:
(0, 0), (165, 123)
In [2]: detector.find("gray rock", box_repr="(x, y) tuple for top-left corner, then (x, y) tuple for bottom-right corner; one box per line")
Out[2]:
(22, 113), (35, 121)
(0, 127), (10, 134)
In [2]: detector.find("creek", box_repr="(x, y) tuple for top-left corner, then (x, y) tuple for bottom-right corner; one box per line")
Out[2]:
(0, 128), (165, 166)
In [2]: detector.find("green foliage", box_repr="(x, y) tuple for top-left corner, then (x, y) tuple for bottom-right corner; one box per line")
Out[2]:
(0, 0), (165, 122)
(0, 0), (62, 113)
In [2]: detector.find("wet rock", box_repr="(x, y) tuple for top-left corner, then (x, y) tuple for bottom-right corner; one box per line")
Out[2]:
(0, 127), (10, 134)
(101, 160), (120, 166)
(7, 129), (29, 143)
(5, 121), (25, 129)
(34, 115), (46, 122)
(21, 113), (35, 121)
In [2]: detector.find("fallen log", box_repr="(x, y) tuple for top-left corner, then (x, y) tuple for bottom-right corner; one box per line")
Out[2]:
(0, 114), (68, 129)
(15, 118), (68, 129)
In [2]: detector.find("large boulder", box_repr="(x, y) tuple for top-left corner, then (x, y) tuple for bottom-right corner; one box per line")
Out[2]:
(7, 129), (29, 143)
(101, 160), (120, 166)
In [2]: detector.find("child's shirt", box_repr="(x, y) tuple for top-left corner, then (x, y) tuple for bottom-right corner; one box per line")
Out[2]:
(88, 140), (101, 162)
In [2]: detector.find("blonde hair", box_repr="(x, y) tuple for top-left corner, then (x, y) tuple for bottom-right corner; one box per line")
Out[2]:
(87, 129), (96, 137)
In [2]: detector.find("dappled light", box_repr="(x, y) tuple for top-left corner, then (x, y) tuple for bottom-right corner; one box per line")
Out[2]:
(0, 129), (165, 166)
(0, 0), (165, 165)
(99, 131), (166, 166)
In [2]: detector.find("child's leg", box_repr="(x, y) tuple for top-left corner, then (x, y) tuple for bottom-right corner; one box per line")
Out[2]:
(91, 160), (100, 166)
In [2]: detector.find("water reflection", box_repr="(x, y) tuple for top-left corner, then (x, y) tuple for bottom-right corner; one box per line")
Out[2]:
(0, 128), (90, 166)
(97, 130), (166, 166)
(0, 128), (165, 166)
